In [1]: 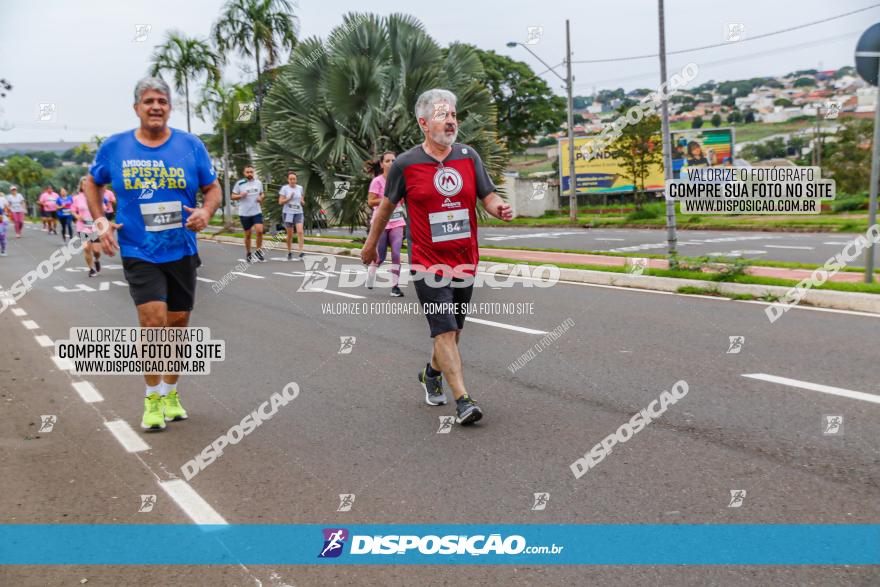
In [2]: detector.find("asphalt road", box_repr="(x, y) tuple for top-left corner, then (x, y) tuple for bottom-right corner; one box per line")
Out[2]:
(2, 227), (879, 586)
(322, 226), (877, 268)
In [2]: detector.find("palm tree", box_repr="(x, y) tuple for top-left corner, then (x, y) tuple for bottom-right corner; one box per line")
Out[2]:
(149, 31), (221, 132)
(212, 0), (298, 131)
(257, 13), (507, 229)
(195, 83), (254, 223)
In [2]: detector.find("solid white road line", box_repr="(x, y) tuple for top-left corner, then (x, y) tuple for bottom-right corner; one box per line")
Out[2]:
(11, 308), (26, 317)
(34, 335), (54, 347)
(72, 381), (104, 403)
(104, 419), (150, 452)
(22, 320), (39, 330)
(230, 271), (264, 279)
(196, 277), (217, 283)
(822, 241), (848, 246)
(51, 356), (73, 371)
(742, 373), (880, 405)
(594, 238), (625, 241)
(159, 479), (228, 525)
(465, 317), (548, 335)
(764, 245), (814, 250)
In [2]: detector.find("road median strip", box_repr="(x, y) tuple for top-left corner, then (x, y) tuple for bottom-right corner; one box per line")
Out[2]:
(198, 233), (880, 315)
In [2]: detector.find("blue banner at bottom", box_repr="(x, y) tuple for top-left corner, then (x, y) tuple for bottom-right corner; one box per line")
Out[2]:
(1, 524), (878, 565)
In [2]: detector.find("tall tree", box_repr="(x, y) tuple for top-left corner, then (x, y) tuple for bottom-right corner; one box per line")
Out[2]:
(471, 48), (565, 154)
(825, 118), (872, 195)
(196, 83), (258, 222)
(606, 111), (662, 210)
(257, 13), (507, 229)
(212, 0), (299, 134)
(149, 31), (221, 132)
(0, 155), (48, 195)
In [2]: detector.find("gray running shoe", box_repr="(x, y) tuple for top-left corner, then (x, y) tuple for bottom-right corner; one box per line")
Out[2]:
(418, 367), (447, 406)
(455, 395), (483, 426)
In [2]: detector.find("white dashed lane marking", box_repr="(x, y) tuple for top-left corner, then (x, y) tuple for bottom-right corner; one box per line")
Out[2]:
(159, 479), (228, 525)
(104, 419), (150, 453)
(72, 381), (104, 403)
(51, 356), (73, 371)
(743, 373), (880, 405)
(34, 335), (54, 347)
(230, 271), (265, 279)
(22, 320), (39, 330)
(465, 317), (547, 335)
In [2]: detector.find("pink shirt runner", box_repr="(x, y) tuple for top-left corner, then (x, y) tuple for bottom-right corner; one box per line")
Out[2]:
(40, 191), (59, 212)
(369, 174), (406, 229)
(71, 193), (94, 233)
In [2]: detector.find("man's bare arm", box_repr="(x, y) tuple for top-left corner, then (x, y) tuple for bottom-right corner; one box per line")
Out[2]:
(480, 192), (513, 221)
(84, 175), (107, 221)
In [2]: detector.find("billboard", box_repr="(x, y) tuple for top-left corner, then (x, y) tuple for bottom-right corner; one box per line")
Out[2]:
(669, 128), (735, 179)
(558, 136), (665, 195)
(558, 127), (736, 193)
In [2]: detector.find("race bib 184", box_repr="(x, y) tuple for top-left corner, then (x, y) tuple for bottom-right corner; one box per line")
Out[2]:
(428, 208), (470, 243)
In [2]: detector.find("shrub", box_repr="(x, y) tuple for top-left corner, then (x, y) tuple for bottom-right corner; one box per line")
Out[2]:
(625, 202), (664, 221)
(831, 193), (869, 213)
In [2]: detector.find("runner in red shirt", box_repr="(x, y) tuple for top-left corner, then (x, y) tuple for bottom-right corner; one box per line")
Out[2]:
(361, 88), (512, 426)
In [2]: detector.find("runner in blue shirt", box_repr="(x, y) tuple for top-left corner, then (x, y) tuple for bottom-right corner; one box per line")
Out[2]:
(84, 76), (221, 431)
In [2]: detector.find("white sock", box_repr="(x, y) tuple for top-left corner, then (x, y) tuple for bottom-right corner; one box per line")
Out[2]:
(145, 383), (162, 397)
(161, 382), (176, 396)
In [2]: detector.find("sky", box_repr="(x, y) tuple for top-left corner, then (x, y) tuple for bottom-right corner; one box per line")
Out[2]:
(0, 0), (876, 143)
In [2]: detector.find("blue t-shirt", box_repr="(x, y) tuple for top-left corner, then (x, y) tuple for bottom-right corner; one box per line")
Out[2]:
(56, 195), (73, 216)
(89, 128), (217, 263)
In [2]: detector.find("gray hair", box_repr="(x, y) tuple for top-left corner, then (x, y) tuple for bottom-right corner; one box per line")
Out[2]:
(134, 76), (172, 105)
(414, 88), (457, 121)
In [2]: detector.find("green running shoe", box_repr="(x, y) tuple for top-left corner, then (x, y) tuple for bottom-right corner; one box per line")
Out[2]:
(141, 392), (166, 430)
(163, 390), (188, 421)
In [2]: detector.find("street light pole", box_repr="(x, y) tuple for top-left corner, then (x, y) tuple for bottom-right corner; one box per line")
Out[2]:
(508, 21), (577, 223)
(658, 0), (678, 263)
(565, 20), (577, 223)
(863, 57), (880, 282)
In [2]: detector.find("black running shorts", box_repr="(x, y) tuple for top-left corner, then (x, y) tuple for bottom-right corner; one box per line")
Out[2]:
(240, 214), (263, 231)
(122, 254), (201, 312)
(413, 272), (474, 338)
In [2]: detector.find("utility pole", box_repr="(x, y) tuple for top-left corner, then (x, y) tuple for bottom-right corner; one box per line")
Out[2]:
(854, 23), (880, 282)
(658, 0), (678, 264)
(222, 124), (231, 224)
(565, 20), (577, 223)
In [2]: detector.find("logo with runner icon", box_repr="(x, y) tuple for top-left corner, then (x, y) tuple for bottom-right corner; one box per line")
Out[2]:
(336, 494), (356, 512)
(433, 167), (462, 197)
(318, 528), (349, 558)
(298, 255), (335, 292)
(437, 416), (454, 433)
(138, 494), (157, 512)
(338, 336), (356, 354)
(39, 415), (57, 433)
(531, 492), (550, 511)
(822, 414), (843, 435)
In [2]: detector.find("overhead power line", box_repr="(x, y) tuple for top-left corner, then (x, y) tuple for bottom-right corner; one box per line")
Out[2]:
(571, 31), (859, 90)
(571, 4), (880, 64)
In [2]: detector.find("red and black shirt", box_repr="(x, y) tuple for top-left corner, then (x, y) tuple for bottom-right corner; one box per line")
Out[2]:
(386, 143), (496, 276)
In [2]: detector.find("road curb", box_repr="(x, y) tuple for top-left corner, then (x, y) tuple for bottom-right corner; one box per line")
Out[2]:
(199, 233), (880, 315)
(494, 264), (879, 314)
